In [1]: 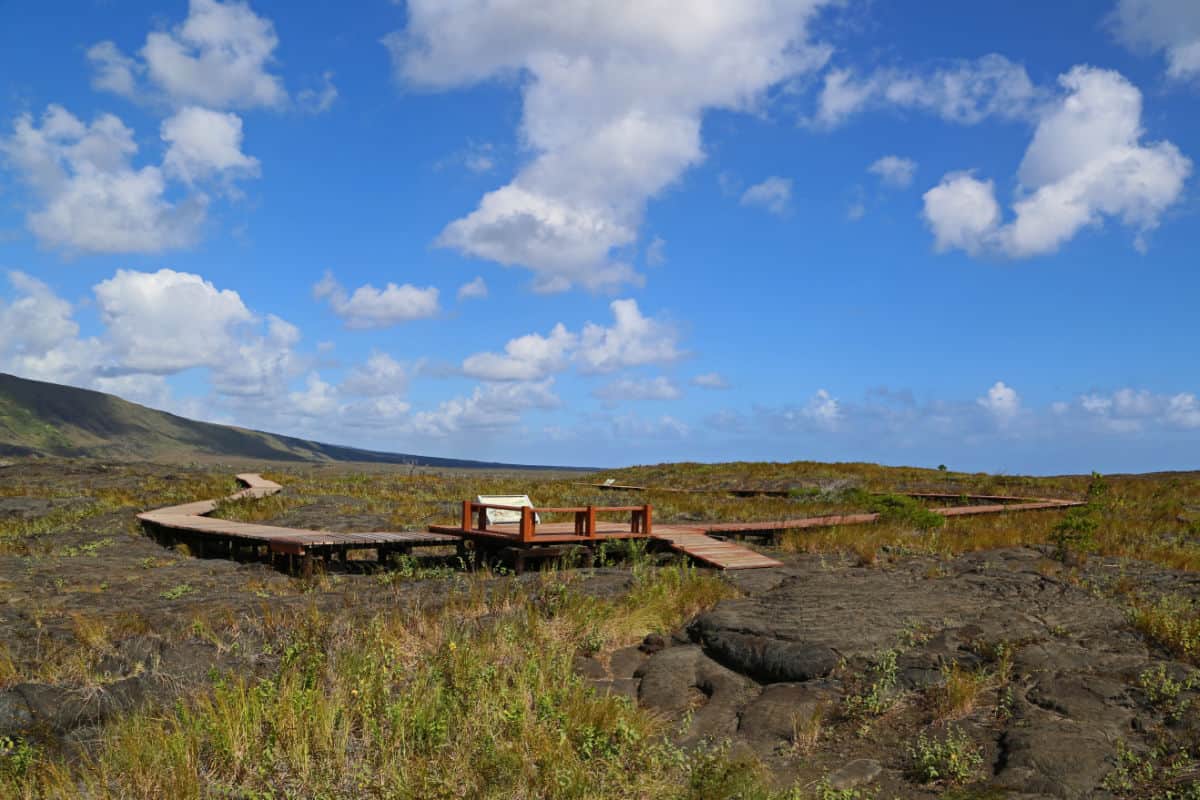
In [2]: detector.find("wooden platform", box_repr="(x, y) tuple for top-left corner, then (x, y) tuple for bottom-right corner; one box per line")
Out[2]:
(650, 529), (783, 569)
(427, 520), (784, 570)
(429, 520), (650, 544)
(138, 473), (460, 574)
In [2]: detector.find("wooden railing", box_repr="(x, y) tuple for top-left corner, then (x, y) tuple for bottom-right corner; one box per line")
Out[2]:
(461, 501), (653, 543)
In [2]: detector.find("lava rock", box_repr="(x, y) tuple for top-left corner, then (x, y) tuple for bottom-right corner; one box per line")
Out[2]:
(692, 627), (838, 684)
(828, 759), (882, 791)
(639, 632), (667, 654)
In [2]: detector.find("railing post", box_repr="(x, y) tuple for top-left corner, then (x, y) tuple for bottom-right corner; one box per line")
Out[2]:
(478, 505), (488, 532)
(587, 505), (596, 538)
(520, 506), (534, 543)
(462, 500), (472, 532)
(644, 504), (653, 535)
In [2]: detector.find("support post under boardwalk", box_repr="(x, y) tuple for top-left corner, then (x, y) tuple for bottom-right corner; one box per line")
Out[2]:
(520, 506), (534, 543)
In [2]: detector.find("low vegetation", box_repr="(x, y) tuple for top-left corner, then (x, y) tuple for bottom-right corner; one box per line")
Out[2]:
(1, 562), (825, 799)
(906, 726), (984, 786)
(1131, 595), (1200, 665)
(3, 458), (1200, 798)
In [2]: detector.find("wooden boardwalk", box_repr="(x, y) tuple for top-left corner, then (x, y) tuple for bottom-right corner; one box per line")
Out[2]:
(137, 473), (460, 574)
(649, 529), (783, 569)
(138, 475), (1083, 574)
(693, 497), (1082, 536)
(428, 520), (785, 570)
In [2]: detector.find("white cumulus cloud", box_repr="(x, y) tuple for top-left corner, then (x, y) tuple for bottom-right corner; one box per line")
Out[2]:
(461, 298), (681, 381)
(0, 105), (208, 254)
(94, 268), (255, 375)
(978, 381), (1021, 420)
(462, 323), (577, 382)
(313, 272), (440, 329)
(162, 107), (260, 184)
(288, 372), (341, 417)
(1109, 0), (1200, 82)
(297, 72), (339, 114)
(766, 389), (842, 432)
(409, 379), (559, 437)
(1071, 387), (1200, 432)
(813, 54), (1042, 128)
(87, 41), (141, 97)
(922, 172), (1002, 255)
(868, 155), (917, 188)
(1167, 393), (1200, 428)
(576, 299), (682, 374)
(456, 276), (488, 301)
(341, 352), (408, 397)
(691, 372), (730, 390)
(922, 66), (1191, 258)
(0, 272), (101, 385)
(387, 0), (835, 291)
(0, 268), (303, 402)
(740, 176), (793, 215)
(91, 0), (287, 109)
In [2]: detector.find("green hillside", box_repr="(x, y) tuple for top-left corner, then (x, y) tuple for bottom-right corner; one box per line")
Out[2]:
(0, 372), (551, 469)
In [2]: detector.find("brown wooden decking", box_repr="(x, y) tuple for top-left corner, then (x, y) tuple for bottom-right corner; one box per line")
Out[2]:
(137, 473), (460, 574)
(649, 529), (783, 569)
(138, 475), (1084, 574)
(425, 520), (785, 570)
(431, 493), (1083, 570)
(428, 499), (784, 570)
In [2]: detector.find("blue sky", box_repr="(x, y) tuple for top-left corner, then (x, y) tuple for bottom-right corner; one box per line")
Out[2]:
(1, 0), (1198, 473)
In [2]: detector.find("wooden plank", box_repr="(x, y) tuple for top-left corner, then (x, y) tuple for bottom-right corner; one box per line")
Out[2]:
(139, 474), (464, 564)
(649, 529), (782, 570)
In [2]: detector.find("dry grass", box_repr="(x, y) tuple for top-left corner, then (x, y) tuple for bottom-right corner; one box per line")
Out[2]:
(1130, 595), (1200, 665)
(931, 663), (991, 721)
(0, 645), (18, 688)
(0, 472), (237, 556)
(5, 565), (767, 800)
(790, 701), (829, 755)
(5, 459), (1200, 798)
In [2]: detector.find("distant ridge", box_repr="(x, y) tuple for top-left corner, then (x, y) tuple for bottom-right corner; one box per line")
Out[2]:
(0, 372), (570, 469)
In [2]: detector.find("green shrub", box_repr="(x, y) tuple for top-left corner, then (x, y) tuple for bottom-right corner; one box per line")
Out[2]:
(1131, 595), (1200, 664)
(867, 494), (945, 532)
(0, 736), (36, 782)
(907, 726), (983, 785)
(1137, 664), (1196, 721)
(160, 583), (194, 600)
(843, 649), (900, 721)
(1050, 508), (1099, 562)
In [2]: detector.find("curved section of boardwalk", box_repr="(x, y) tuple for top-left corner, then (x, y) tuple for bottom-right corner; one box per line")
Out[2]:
(137, 473), (460, 572)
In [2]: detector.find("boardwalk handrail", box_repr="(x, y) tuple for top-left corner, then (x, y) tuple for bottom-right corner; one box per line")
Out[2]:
(461, 501), (653, 543)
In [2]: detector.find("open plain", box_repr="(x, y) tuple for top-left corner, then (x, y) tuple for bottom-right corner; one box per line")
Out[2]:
(1, 458), (1198, 799)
